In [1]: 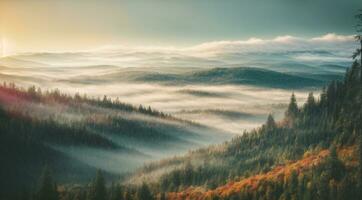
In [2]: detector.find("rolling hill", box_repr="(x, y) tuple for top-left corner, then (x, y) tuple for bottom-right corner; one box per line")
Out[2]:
(0, 83), (229, 198)
(61, 66), (345, 89)
(121, 61), (362, 200)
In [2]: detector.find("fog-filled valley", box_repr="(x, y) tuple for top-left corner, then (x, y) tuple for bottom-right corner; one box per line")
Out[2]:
(0, 82), (227, 180)
(0, 34), (354, 135)
(0, 33), (360, 199)
(2, 0), (362, 199)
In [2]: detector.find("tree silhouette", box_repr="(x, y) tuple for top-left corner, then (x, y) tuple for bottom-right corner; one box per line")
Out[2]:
(326, 145), (344, 181)
(265, 114), (277, 131)
(88, 170), (107, 200)
(358, 136), (362, 197)
(353, 10), (362, 66)
(136, 182), (153, 200)
(36, 166), (59, 200)
(285, 93), (299, 126)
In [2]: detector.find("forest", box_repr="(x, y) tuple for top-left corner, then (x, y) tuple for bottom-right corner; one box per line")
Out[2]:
(1, 7), (362, 200)
(1, 28), (361, 200)
(0, 80), (226, 199)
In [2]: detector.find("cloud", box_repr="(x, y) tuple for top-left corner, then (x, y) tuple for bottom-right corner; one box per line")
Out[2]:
(311, 33), (355, 42)
(0, 33), (352, 134)
(2, 33), (356, 73)
(187, 33), (356, 56)
(273, 35), (301, 43)
(81, 33), (356, 60)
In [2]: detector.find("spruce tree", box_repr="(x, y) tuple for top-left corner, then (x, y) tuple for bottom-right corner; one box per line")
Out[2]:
(285, 93), (299, 126)
(136, 182), (153, 200)
(318, 172), (329, 200)
(304, 92), (316, 117)
(109, 183), (123, 200)
(326, 145), (344, 181)
(358, 136), (362, 198)
(289, 171), (298, 200)
(183, 161), (193, 186)
(329, 180), (338, 200)
(36, 166), (59, 200)
(265, 114), (277, 131)
(353, 10), (362, 66)
(124, 189), (132, 200)
(159, 192), (166, 200)
(88, 170), (107, 200)
(337, 176), (353, 200)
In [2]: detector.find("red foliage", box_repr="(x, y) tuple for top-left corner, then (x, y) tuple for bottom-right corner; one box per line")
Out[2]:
(167, 146), (357, 200)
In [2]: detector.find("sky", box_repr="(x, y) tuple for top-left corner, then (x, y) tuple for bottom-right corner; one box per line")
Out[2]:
(0, 0), (362, 55)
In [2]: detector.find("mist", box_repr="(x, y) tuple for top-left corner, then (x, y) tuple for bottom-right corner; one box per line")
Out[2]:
(0, 33), (354, 176)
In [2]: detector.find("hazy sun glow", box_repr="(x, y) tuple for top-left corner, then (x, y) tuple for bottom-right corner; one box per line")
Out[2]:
(0, 0), (361, 54)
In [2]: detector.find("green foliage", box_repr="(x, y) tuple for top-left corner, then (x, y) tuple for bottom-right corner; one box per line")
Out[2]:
(88, 170), (107, 200)
(3, 12), (362, 199)
(264, 114), (277, 131)
(136, 182), (154, 200)
(325, 146), (345, 181)
(36, 166), (59, 200)
(109, 183), (123, 200)
(285, 93), (299, 126)
(137, 42), (362, 199)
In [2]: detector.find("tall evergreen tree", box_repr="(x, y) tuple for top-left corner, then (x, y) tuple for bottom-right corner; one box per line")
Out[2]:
(326, 145), (344, 181)
(36, 166), (59, 200)
(337, 176), (353, 200)
(183, 161), (194, 186)
(289, 171), (298, 200)
(329, 180), (338, 200)
(285, 93), (299, 126)
(124, 189), (132, 200)
(88, 170), (107, 200)
(297, 174), (306, 200)
(158, 192), (166, 200)
(109, 182), (123, 200)
(136, 182), (153, 200)
(353, 10), (362, 66)
(318, 172), (329, 200)
(358, 136), (362, 198)
(265, 114), (277, 131)
(304, 92), (316, 116)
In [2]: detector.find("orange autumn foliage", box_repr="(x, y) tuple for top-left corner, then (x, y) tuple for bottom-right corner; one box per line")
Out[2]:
(167, 146), (357, 200)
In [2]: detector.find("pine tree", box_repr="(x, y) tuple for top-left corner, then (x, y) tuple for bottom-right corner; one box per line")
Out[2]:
(136, 182), (153, 200)
(306, 179), (318, 200)
(329, 180), (338, 200)
(326, 145), (344, 181)
(297, 174), (306, 200)
(318, 172), (329, 200)
(265, 114), (277, 131)
(304, 92), (316, 116)
(88, 170), (107, 200)
(285, 93), (299, 126)
(36, 166), (59, 200)
(158, 192), (166, 200)
(109, 183), (123, 200)
(306, 93), (315, 107)
(289, 171), (298, 200)
(358, 136), (362, 198)
(183, 161), (194, 186)
(353, 10), (362, 67)
(337, 176), (353, 200)
(124, 189), (132, 200)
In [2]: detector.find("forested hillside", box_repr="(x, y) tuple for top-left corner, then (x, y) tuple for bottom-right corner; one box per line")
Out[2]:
(113, 54), (361, 200)
(2, 12), (362, 199)
(0, 83), (227, 199)
(9, 48), (362, 200)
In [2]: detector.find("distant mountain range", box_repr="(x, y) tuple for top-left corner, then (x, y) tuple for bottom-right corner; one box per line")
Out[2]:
(60, 66), (345, 89)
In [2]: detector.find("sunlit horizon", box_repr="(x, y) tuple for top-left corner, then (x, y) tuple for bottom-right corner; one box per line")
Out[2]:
(0, 33), (357, 57)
